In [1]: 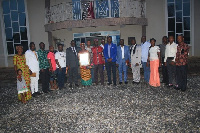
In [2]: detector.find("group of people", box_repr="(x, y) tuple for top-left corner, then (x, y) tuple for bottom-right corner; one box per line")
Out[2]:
(14, 35), (189, 104)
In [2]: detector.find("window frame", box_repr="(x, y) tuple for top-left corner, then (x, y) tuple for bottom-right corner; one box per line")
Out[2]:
(166, 0), (191, 45)
(1, 0), (30, 56)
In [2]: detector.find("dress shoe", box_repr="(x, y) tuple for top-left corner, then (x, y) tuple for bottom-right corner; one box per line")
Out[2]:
(181, 88), (186, 92)
(107, 82), (112, 85)
(32, 93), (36, 97)
(75, 84), (79, 87)
(35, 92), (42, 95)
(167, 84), (173, 88)
(119, 82), (122, 85)
(69, 84), (73, 88)
(125, 81), (128, 84)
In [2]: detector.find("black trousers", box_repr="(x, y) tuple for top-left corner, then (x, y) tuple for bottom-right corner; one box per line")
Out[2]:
(68, 66), (78, 84)
(161, 57), (168, 84)
(176, 65), (188, 91)
(105, 62), (116, 85)
(94, 64), (104, 85)
(167, 59), (176, 85)
(40, 68), (50, 92)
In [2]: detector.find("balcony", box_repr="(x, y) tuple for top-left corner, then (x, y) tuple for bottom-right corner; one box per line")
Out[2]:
(44, 0), (147, 32)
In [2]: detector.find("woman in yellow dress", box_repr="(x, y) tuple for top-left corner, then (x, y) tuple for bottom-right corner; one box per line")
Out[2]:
(78, 43), (92, 86)
(13, 45), (32, 101)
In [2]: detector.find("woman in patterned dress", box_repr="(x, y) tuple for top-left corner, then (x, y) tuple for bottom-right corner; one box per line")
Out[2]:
(13, 45), (32, 101)
(78, 43), (92, 86)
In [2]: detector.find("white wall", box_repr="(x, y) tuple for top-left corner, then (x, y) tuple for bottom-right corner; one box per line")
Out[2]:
(26, 0), (48, 51)
(146, 0), (166, 45)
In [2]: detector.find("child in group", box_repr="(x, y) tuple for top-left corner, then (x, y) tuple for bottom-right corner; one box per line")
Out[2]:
(17, 69), (29, 103)
(47, 45), (58, 90)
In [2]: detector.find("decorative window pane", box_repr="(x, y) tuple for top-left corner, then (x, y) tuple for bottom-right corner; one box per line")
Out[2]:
(176, 23), (183, 33)
(5, 28), (13, 41)
(19, 13), (26, 26)
(13, 33), (20, 43)
(2, 0), (10, 14)
(168, 18), (175, 31)
(168, 3), (175, 17)
(11, 11), (18, 21)
(21, 41), (28, 54)
(4, 15), (11, 28)
(20, 27), (28, 40)
(7, 42), (14, 54)
(184, 31), (190, 43)
(176, 11), (182, 22)
(183, 3), (190, 16)
(12, 22), (19, 32)
(175, 0), (182, 10)
(183, 17), (190, 30)
(183, 0), (190, 2)
(18, 0), (25, 13)
(10, 0), (17, 10)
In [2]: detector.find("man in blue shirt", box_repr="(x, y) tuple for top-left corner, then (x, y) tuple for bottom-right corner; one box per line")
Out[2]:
(103, 36), (117, 86)
(141, 36), (151, 83)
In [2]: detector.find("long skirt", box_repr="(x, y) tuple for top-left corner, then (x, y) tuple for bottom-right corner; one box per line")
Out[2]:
(80, 67), (92, 86)
(149, 59), (160, 87)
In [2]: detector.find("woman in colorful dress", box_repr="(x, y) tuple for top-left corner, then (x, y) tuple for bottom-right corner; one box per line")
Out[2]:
(13, 45), (32, 101)
(148, 38), (161, 87)
(78, 43), (92, 86)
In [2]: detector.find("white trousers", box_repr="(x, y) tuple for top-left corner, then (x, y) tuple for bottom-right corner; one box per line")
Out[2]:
(30, 71), (39, 94)
(132, 66), (140, 82)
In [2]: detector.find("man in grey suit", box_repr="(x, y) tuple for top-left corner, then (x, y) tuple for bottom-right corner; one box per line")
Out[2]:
(66, 40), (81, 88)
(130, 39), (142, 84)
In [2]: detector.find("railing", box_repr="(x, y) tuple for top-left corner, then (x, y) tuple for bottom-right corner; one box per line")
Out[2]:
(45, 0), (146, 24)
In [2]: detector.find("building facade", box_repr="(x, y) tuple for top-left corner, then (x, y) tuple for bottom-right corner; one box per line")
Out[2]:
(0, 0), (199, 67)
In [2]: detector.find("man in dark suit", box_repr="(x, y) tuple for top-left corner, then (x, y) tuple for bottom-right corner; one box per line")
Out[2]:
(66, 40), (81, 88)
(103, 36), (117, 86)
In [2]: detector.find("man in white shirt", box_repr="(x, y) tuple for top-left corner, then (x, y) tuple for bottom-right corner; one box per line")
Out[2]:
(25, 42), (40, 97)
(141, 36), (151, 83)
(164, 36), (177, 87)
(130, 39), (142, 84)
(55, 44), (66, 90)
(100, 39), (105, 49)
(116, 39), (130, 84)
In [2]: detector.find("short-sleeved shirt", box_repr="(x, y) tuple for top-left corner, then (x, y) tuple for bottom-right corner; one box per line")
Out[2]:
(55, 51), (66, 68)
(176, 42), (189, 66)
(47, 52), (56, 71)
(149, 46), (160, 61)
(37, 49), (50, 70)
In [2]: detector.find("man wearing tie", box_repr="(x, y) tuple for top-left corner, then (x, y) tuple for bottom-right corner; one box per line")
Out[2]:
(116, 39), (130, 85)
(66, 40), (81, 88)
(103, 36), (117, 86)
(130, 39), (142, 84)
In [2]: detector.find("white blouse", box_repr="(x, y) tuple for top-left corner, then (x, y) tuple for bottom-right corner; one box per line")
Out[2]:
(149, 46), (160, 61)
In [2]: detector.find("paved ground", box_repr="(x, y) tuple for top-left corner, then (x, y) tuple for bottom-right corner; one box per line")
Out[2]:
(0, 57), (200, 132)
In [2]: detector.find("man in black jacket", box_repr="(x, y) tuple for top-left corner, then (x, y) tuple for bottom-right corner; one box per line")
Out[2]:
(66, 40), (81, 88)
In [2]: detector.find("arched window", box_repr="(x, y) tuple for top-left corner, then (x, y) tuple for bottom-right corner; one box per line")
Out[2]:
(2, 0), (29, 55)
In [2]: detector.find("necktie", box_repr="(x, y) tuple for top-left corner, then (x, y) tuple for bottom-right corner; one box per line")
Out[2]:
(72, 47), (77, 56)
